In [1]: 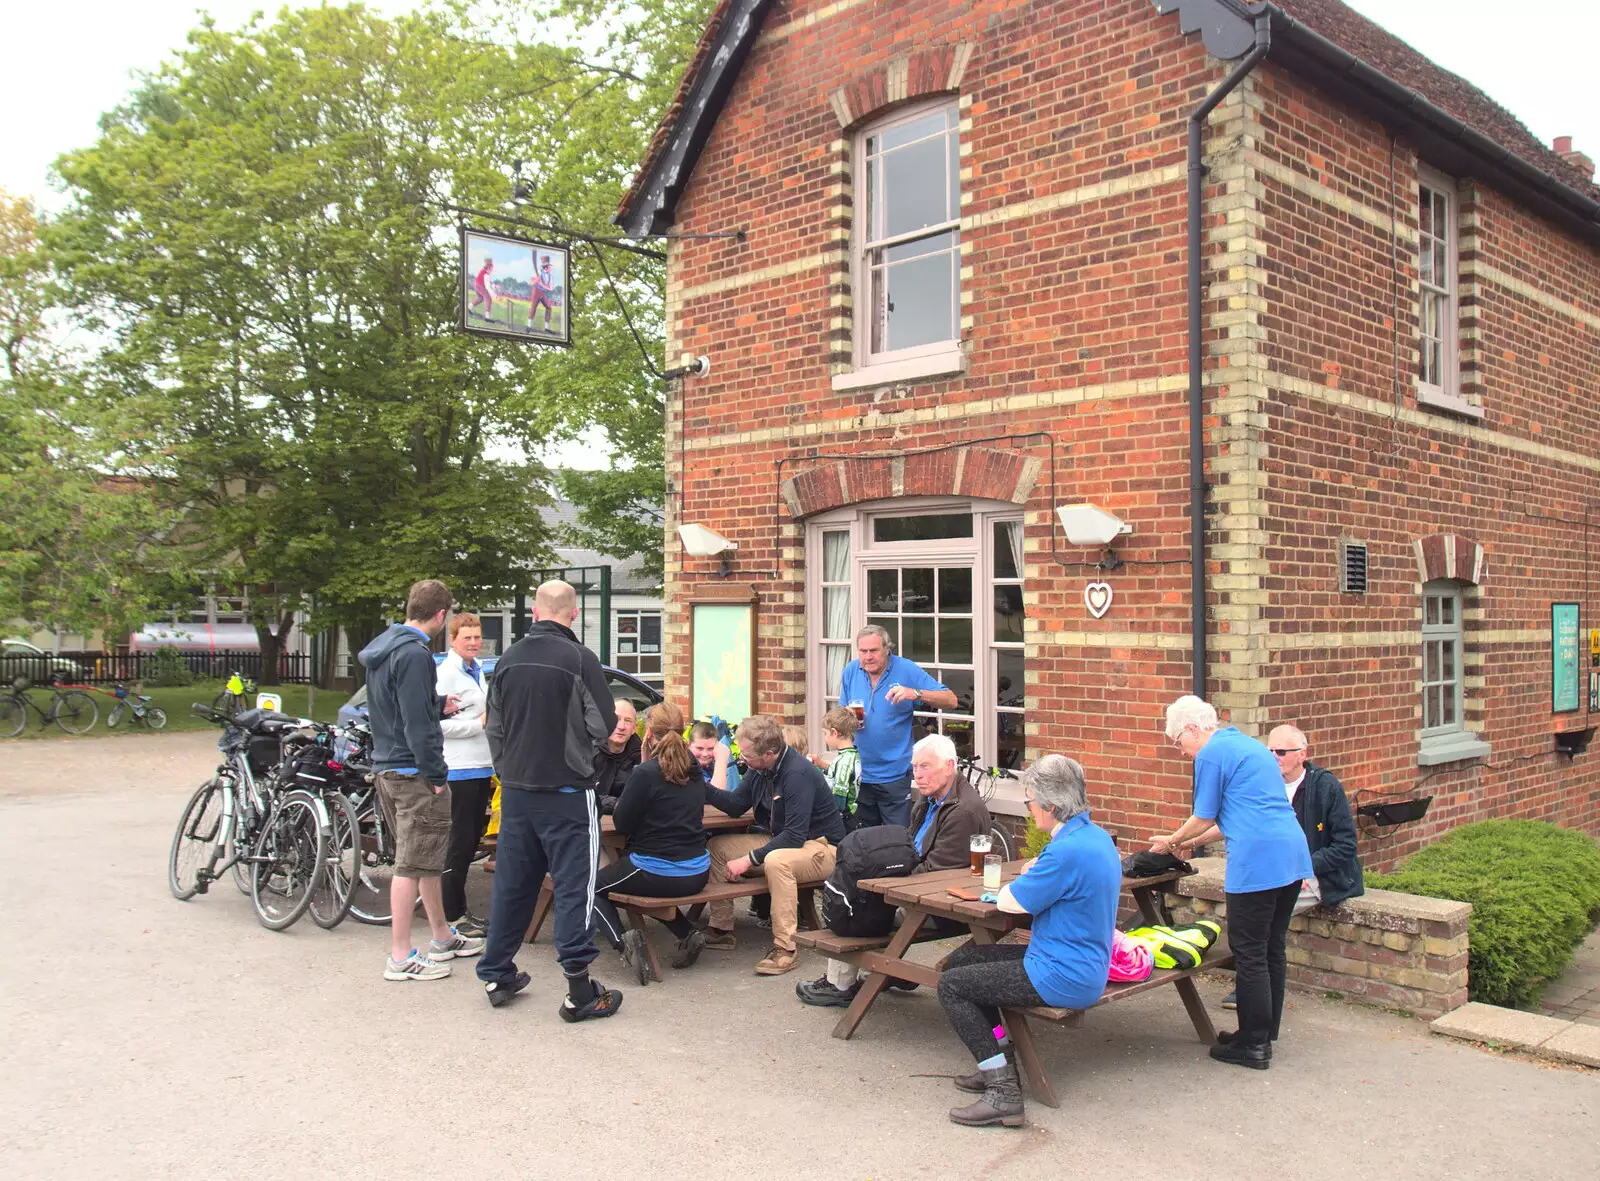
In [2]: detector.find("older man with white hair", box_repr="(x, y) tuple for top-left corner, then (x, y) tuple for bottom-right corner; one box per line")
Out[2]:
(797, 733), (991, 1007)
(1154, 696), (1312, 1070)
(935, 754), (1120, 1128)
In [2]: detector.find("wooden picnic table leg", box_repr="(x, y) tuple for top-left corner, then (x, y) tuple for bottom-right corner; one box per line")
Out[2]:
(524, 879), (553, 944)
(831, 906), (929, 1041)
(1000, 1008), (1059, 1109)
(1134, 885), (1219, 1044)
(625, 906), (664, 982)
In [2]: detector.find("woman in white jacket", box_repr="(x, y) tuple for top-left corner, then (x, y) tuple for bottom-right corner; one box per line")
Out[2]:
(437, 612), (495, 935)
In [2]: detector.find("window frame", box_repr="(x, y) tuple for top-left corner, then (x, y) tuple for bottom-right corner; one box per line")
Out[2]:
(804, 496), (1027, 804)
(851, 98), (963, 373)
(1416, 167), (1467, 414)
(612, 607), (664, 688)
(1420, 581), (1464, 739)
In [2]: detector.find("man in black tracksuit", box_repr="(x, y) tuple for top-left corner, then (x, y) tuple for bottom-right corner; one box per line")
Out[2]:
(476, 580), (621, 1021)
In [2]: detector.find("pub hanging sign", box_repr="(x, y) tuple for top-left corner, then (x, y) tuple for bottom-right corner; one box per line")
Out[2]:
(1551, 602), (1581, 714)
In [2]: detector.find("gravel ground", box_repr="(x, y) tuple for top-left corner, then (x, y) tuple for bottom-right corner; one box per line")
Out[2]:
(2, 732), (1596, 1180)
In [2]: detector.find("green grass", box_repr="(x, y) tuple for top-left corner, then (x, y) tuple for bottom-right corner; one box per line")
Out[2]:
(1367, 820), (1600, 1008)
(4, 681), (347, 740)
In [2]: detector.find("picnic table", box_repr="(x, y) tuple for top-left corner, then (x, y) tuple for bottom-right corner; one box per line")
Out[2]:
(522, 804), (753, 943)
(794, 862), (1232, 1107)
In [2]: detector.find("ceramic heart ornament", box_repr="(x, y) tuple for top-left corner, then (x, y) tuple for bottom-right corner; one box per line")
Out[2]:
(1084, 582), (1113, 619)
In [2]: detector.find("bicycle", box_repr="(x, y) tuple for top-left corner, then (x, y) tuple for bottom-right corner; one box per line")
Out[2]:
(168, 704), (327, 930)
(104, 683), (168, 730)
(274, 719), (361, 929)
(213, 670), (258, 721)
(335, 720), (410, 926)
(0, 676), (99, 737)
(957, 755), (1018, 862)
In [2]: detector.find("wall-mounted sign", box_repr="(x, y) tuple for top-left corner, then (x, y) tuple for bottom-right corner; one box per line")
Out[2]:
(1084, 582), (1113, 619)
(1552, 602), (1581, 713)
(460, 228), (571, 347)
(256, 692), (283, 713)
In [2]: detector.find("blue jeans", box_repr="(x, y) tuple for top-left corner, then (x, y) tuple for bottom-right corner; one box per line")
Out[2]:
(478, 787), (600, 985)
(856, 773), (912, 828)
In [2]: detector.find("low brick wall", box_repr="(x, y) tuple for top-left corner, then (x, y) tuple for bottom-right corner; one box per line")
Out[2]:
(1159, 858), (1471, 1019)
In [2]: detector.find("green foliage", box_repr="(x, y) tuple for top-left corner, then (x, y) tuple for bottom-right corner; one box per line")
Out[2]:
(1367, 820), (1600, 1007)
(145, 646), (194, 687)
(1021, 815), (1050, 860)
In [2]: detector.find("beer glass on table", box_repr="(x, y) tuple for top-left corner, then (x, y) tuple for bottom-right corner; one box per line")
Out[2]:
(969, 833), (992, 875)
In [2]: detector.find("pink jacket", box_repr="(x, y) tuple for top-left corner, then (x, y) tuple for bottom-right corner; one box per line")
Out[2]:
(1108, 929), (1153, 983)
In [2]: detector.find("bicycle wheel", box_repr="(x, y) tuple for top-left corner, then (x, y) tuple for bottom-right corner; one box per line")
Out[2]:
(307, 792), (359, 929)
(0, 694), (25, 738)
(988, 823), (1016, 863)
(249, 790), (325, 931)
(347, 797), (396, 925)
(169, 780), (227, 900)
(146, 707), (169, 730)
(53, 690), (98, 734)
(107, 701), (129, 728)
(214, 690), (240, 720)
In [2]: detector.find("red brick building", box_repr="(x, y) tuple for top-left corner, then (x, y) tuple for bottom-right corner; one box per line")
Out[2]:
(616, 0), (1600, 866)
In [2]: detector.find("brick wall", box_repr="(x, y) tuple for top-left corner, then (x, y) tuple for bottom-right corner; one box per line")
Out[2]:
(656, 0), (1600, 866)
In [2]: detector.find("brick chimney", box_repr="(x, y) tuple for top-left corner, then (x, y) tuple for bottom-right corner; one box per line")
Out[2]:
(1553, 135), (1596, 180)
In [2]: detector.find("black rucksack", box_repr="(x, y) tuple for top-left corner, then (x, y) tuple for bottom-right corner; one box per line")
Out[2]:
(822, 824), (919, 938)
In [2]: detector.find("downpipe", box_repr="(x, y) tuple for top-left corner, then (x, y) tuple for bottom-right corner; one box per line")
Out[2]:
(1187, 14), (1271, 698)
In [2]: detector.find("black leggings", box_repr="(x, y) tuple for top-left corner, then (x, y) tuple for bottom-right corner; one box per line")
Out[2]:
(590, 855), (708, 948)
(936, 943), (1046, 1062)
(441, 776), (494, 921)
(1227, 882), (1302, 1046)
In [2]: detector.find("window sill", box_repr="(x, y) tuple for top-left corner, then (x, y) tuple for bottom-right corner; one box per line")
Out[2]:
(831, 349), (966, 392)
(1416, 387), (1485, 420)
(1417, 732), (1492, 766)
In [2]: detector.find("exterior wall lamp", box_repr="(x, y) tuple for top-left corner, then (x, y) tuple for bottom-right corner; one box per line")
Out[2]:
(677, 523), (737, 577)
(1055, 503), (1131, 571)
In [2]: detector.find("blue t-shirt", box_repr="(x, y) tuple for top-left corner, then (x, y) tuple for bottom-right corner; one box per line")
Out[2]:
(1007, 811), (1121, 1009)
(838, 655), (947, 782)
(1193, 727), (1314, 894)
(695, 759), (740, 794)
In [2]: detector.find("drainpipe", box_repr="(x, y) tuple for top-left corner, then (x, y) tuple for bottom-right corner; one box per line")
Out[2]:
(1187, 13), (1271, 698)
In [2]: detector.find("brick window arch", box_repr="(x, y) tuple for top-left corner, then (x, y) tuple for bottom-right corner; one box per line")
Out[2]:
(780, 446), (1041, 519)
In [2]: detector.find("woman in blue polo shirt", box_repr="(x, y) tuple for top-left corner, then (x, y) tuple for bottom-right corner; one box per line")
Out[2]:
(1154, 695), (1314, 1070)
(590, 703), (711, 985)
(935, 755), (1121, 1129)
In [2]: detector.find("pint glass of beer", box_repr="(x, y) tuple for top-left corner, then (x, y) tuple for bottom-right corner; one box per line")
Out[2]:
(969, 833), (992, 875)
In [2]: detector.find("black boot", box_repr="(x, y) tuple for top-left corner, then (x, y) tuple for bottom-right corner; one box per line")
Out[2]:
(948, 1063), (1025, 1127)
(1210, 1039), (1270, 1070)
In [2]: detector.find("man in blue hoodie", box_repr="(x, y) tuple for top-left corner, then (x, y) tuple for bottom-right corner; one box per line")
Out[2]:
(359, 579), (484, 982)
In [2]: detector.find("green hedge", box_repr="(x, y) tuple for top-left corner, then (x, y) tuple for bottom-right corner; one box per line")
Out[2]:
(1367, 820), (1600, 1008)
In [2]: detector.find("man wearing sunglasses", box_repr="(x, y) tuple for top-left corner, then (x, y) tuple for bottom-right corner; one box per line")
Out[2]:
(1178, 723), (1363, 1009)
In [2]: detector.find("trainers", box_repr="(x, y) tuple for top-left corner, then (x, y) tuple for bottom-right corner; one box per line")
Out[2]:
(560, 980), (624, 1023)
(671, 929), (707, 970)
(796, 975), (859, 1007)
(428, 927), (485, 961)
(620, 929), (651, 986)
(702, 927), (737, 951)
(384, 950), (451, 982)
(484, 970), (531, 1008)
(450, 913), (488, 939)
(755, 945), (799, 976)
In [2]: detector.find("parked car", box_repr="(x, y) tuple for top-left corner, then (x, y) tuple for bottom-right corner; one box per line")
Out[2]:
(335, 655), (662, 730)
(1, 638), (85, 683)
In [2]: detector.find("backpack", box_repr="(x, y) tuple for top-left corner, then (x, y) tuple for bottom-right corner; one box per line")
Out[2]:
(821, 824), (919, 938)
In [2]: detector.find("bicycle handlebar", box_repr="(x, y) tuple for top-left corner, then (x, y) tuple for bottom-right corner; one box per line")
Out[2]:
(190, 703), (226, 723)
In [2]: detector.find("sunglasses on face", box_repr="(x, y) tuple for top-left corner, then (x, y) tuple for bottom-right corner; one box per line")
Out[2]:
(1270, 748), (1307, 757)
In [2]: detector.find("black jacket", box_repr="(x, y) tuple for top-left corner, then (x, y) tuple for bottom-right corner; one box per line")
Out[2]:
(487, 620), (617, 791)
(595, 733), (643, 812)
(1294, 763), (1363, 907)
(909, 775), (992, 874)
(612, 760), (709, 863)
(357, 624), (447, 785)
(706, 746), (845, 866)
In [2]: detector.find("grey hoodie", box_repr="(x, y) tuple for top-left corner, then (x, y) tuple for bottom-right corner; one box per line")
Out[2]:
(358, 624), (448, 785)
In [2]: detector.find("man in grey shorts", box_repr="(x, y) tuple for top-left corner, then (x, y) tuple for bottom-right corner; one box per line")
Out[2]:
(358, 578), (484, 981)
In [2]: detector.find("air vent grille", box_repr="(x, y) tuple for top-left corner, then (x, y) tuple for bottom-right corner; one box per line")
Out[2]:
(1341, 541), (1369, 594)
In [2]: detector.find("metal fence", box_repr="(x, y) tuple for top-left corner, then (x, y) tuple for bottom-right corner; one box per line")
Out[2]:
(0, 650), (312, 687)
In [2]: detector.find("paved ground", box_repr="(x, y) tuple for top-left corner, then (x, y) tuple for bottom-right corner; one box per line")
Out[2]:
(4, 732), (1598, 1180)
(1535, 928), (1600, 1027)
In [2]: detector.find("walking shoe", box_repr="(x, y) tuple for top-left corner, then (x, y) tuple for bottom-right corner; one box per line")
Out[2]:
(796, 975), (859, 1007)
(755, 946), (799, 975)
(384, 950), (451, 982)
(948, 1063), (1025, 1128)
(559, 980), (624, 1023)
(702, 927), (738, 951)
(620, 929), (651, 986)
(1217, 1028), (1275, 1054)
(1221, 988), (1238, 1010)
(1210, 1040), (1271, 1070)
(671, 929), (707, 969)
(484, 971), (531, 1008)
(450, 913), (488, 939)
(752, 915), (773, 930)
(428, 928), (485, 961)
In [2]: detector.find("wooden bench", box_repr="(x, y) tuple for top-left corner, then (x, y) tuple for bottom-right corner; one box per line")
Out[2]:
(605, 878), (825, 981)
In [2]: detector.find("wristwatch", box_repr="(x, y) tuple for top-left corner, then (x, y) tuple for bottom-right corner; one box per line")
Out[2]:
(915, 688), (924, 702)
